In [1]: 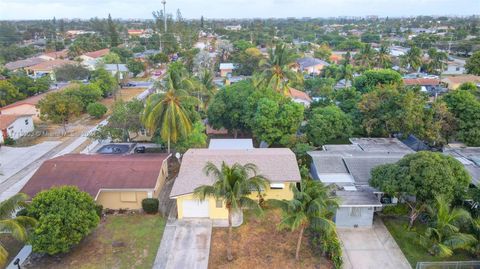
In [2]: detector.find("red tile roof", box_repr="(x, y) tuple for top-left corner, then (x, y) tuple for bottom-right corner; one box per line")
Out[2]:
(21, 154), (170, 199)
(83, 48), (110, 59)
(288, 87), (312, 102)
(0, 114), (30, 129)
(403, 78), (440, 86)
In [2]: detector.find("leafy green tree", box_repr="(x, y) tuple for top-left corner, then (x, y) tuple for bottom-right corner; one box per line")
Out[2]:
(0, 193), (36, 266)
(333, 87), (362, 115)
(426, 48), (448, 74)
(91, 99), (143, 142)
(86, 102), (107, 118)
(91, 67), (117, 97)
(443, 90), (480, 146)
(28, 186), (100, 255)
(370, 152), (471, 228)
(107, 14), (120, 47)
(353, 69), (402, 93)
(194, 162), (269, 261)
(306, 105), (352, 146)
(422, 100), (457, 146)
(261, 43), (302, 94)
(37, 92), (83, 131)
(314, 43), (332, 61)
(419, 196), (475, 257)
(246, 91), (304, 146)
(9, 75), (51, 96)
(207, 80), (254, 137)
(150, 53), (169, 65)
(0, 80), (24, 107)
(173, 121), (207, 153)
(232, 47), (263, 76)
(126, 59), (145, 77)
(355, 43), (376, 69)
(143, 67), (197, 152)
(54, 64), (90, 82)
(465, 51), (480, 76)
(457, 82), (478, 92)
(376, 43), (392, 69)
(268, 179), (338, 261)
(110, 47), (133, 62)
(64, 83), (103, 110)
(102, 52), (122, 64)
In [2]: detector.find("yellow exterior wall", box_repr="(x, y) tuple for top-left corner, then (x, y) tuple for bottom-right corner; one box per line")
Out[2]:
(175, 182), (296, 219)
(96, 190), (149, 210)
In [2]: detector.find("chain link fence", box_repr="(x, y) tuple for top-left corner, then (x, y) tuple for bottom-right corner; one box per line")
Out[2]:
(416, 261), (480, 269)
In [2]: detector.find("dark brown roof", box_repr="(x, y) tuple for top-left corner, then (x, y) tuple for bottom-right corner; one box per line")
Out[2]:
(5, 57), (46, 70)
(21, 154), (170, 198)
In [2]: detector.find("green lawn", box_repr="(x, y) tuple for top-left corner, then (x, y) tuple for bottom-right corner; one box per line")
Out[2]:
(382, 216), (474, 267)
(26, 214), (166, 269)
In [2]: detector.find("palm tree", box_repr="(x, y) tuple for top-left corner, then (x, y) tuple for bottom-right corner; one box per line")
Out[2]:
(268, 179), (338, 261)
(400, 46), (423, 72)
(377, 44), (392, 68)
(197, 69), (217, 108)
(427, 48), (448, 75)
(143, 68), (197, 153)
(338, 64), (354, 88)
(355, 44), (376, 69)
(419, 196), (476, 257)
(0, 193), (36, 266)
(194, 162), (269, 261)
(261, 43), (303, 94)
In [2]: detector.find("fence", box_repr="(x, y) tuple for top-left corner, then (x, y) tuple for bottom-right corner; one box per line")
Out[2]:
(416, 261), (480, 269)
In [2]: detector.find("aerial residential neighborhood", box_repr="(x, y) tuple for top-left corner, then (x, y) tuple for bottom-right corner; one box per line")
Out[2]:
(0, 1), (480, 269)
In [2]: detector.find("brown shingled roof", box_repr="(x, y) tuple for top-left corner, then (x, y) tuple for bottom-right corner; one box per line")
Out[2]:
(28, 59), (76, 72)
(83, 48), (110, 59)
(288, 87), (312, 102)
(21, 154), (170, 199)
(0, 114), (31, 129)
(403, 78), (440, 86)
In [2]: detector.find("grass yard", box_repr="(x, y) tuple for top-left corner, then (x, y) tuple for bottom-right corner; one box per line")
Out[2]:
(382, 216), (474, 267)
(209, 209), (332, 269)
(26, 214), (165, 269)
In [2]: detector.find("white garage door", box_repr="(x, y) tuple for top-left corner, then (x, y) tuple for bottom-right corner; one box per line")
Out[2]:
(182, 200), (209, 218)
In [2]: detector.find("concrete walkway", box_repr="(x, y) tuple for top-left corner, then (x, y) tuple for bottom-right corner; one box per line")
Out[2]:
(338, 218), (411, 269)
(154, 219), (212, 269)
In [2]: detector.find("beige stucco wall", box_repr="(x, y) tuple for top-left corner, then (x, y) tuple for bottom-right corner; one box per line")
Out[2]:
(175, 182), (297, 219)
(96, 190), (149, 209)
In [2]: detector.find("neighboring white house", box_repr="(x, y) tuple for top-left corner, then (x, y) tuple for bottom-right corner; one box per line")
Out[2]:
(0, 114), (34, 144)
(442, 59), (466, 76)
(104, 64), (130, 80)
(225, 25), (242, 31)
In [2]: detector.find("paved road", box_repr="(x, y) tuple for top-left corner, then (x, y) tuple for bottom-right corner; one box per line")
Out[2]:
(154, 219), (212, 269)
(338, 218), (411, 269)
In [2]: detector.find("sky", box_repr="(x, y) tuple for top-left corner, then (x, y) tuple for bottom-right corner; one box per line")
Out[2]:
(0, 0), (478, 20)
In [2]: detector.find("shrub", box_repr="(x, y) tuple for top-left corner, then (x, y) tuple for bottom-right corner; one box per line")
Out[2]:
(87, 102), (107, 118)
(310, 228), (343, 269)
(381, 203), (410, 216)
(3, 137), (15, 145)
(28, 186), (100, 255)
(95, 204), (103, 218)
(142, 198), (159, 214)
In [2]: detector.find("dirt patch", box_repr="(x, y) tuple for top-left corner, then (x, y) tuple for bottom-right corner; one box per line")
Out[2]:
(209, 210), (332, 269)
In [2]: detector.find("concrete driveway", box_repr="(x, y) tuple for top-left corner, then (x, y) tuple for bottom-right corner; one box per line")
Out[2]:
(338, 218), (411, 269)
(155, 219), (212, 269)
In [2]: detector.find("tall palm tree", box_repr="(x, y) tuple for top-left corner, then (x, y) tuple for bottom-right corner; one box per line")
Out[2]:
(400, 46), (423, 72)
(143, 68), (197, 153)
(194, 162), (269, 261)
(197, 69), (217, 108)
(261, 43), (303, 94)
(268, 179), (338, 261)
(338, 64), (354, 88)
(0, 193), (36, 266)
(419, 196), (476, 257)
(427, 48), (448, 75)
(355, 44), (376, 69)
(377, 43), (392, 68)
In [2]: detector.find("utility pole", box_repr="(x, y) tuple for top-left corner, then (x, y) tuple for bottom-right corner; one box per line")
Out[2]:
(162, 0), (167, 33)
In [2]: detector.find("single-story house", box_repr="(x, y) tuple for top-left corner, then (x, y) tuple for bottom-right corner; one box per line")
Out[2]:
(288, 87), (312, 107)
(308, 138), (413, 228)
(444, 147), (480, 187)
(442, 60), (466, 76)
(4, 57), (47, 71)
(79, 48), (110, 62)
(104, 64), (129, 80)
(441, 75), (480, 90)
(0, 94), (44, 120)
(208, 139), (254, 149)
(295, 57), (329, 75)
(170, 148), (301, 220)
(39, 49), (69, 60)
(219, 63), (234, 77)
(0, 114), (34, 144)
(21, 154), (170, 210)
(26, 59), (76, 80)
